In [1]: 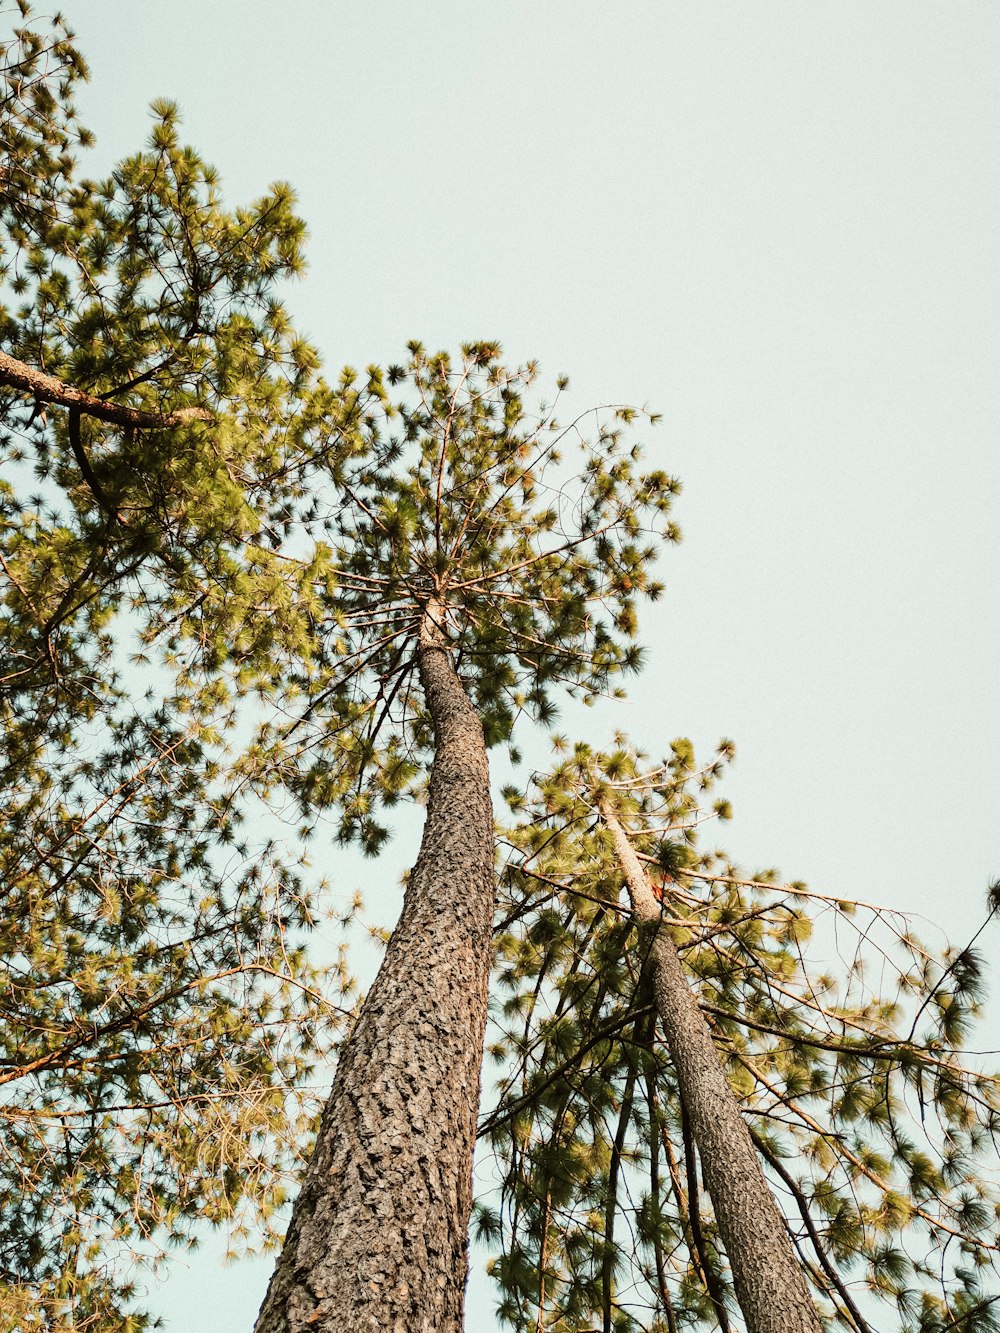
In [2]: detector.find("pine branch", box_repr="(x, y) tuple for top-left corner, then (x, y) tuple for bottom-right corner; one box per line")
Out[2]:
(0, 349), (212, 429)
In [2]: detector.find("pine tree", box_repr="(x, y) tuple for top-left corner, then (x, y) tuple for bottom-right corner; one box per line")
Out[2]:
(484, 739), (1000, 1332)
(1, 9), (358, 1325)
(3, 15), (684, 1326)
(254, 345), (679, 1332)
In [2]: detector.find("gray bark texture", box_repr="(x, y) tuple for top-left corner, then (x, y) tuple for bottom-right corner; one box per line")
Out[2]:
(602, 805), (823, 1333)
(255, 616), (495, 1333)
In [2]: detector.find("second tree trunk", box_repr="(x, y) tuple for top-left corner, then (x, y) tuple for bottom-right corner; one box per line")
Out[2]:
(602, 804), (823, 1333)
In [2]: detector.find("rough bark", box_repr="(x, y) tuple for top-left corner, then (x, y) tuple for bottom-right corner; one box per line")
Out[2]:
(0, 350), (211, 428)
(602, 804), (823, 1333)
(255, 608), (496, 1333)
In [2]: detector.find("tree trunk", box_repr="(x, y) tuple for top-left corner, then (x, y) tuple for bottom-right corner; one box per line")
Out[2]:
(601, 804), (823, 1333)
(256, 610), (495, 1333)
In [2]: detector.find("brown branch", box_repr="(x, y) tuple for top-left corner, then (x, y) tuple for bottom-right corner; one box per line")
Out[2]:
(0, 350), (212, 429)
(603, 1017), (643, 1333)
(67, 406), (118, 517)
(734, 1051), (1000, 1254)
(478, 1003), (655, 1138)
(700, 1000), (932, 1066)
(750, 1127), (874, 1333)
(643, 1068), (679, 1333)
(678, 1092), (732, 1333)
(0, 962), (335, 1090)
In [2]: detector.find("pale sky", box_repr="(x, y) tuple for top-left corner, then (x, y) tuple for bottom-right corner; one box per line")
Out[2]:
(55, 4), (1000, 1329)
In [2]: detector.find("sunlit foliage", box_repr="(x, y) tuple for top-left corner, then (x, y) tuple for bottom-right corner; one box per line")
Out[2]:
(484, 739), (1000, 1332)
(251, 341), (679, 851)
(0, 8), (355, 1326)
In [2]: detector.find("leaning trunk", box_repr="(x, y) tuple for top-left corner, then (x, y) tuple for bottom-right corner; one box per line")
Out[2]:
(602, 805), (823, 1333)
(256, 614), (495, 1333)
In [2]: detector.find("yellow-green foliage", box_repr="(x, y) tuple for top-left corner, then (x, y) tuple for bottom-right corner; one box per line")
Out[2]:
(484, 738), (1000, 1333)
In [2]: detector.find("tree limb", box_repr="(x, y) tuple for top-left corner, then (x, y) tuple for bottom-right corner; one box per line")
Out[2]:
(0, 350), (212, 429)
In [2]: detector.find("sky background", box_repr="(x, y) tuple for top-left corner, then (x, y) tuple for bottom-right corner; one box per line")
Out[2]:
(50, 3), (1000, 1329)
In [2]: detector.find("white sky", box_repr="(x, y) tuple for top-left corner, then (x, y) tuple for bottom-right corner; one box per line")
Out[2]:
(56, 3), (1000, 1329)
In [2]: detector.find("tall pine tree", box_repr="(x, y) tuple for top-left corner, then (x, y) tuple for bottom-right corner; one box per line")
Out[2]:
(254, 345), (678, 1332)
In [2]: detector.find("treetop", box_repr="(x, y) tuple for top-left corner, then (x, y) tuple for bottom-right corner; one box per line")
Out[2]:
(259, 343), (681, 849)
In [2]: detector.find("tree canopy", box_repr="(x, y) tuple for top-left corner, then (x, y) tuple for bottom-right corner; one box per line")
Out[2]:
(483, 738), (1000, 1331)
(3, 8), (999, 1333)
(1, 9), (355, 1326)
(246, 340), (679, 851)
